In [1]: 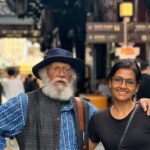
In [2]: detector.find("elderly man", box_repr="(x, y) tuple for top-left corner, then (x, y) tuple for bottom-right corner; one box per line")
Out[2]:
(0, 48), (150, 150)
(0, 48), (96, 150)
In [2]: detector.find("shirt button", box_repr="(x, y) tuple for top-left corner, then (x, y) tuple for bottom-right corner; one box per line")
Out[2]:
(56, 117), (60, 121)
(56, 132), (59, 136)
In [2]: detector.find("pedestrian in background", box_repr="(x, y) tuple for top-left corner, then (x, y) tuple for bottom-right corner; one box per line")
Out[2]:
(31, 78), (40, 90)
(137, 61), (150, 99)
(2, 67), (24, 100)
(23, 74), (33, 93)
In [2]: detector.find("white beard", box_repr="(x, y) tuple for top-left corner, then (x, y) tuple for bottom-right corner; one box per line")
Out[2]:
(42, 80), (74, 101)
(42, 77), (76, 102)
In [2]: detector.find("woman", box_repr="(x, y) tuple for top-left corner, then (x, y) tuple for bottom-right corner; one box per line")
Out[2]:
(89, 59), (150, 150)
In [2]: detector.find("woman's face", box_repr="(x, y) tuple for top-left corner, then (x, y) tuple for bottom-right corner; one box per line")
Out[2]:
(109, 68), (139, 102)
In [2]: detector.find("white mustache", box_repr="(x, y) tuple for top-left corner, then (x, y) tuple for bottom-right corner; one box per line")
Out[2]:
(52, 78), (68, 84)
(42, 77), (74, 101)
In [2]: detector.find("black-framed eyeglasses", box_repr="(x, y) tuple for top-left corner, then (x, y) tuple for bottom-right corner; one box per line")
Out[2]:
(47, 67), (73, 76)
(111, 76), (137, 87)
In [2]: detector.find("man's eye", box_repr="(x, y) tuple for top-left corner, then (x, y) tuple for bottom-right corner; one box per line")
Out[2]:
(65, 69), (71, 72)
(53, 67), (59, 71)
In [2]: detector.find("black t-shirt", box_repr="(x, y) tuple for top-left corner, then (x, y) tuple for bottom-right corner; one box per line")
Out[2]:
(89, 106), (150, 150)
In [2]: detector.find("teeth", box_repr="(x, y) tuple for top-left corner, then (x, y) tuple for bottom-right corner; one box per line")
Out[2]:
(118, 91), (126, 95)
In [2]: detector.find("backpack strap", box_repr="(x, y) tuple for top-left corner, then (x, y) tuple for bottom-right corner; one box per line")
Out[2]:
(75, 97), (87, 150)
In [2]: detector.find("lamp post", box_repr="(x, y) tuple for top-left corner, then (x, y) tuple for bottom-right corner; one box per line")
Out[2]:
(119, 2), (133, 46)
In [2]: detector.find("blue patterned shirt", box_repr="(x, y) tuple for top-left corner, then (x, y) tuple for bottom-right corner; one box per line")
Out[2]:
(0, 93), (97, 150)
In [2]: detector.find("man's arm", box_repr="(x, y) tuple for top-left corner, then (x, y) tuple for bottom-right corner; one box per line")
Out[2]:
(138, 98), (150, 116)
(0, 135), (6, 149)
(0, 93), (28, 149)
(88, 102), (98, 118)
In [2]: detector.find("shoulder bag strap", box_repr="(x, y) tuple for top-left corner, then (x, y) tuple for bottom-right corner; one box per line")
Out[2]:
(75, 97), (87, 150)
(75, 97), (84, 131)
(118, 104), (139, 150)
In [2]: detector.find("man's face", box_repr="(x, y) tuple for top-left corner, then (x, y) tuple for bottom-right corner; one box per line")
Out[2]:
(46, 62), (73, 90)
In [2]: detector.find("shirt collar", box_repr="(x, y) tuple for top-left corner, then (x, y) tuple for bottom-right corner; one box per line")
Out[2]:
(61, 99), (73, 112)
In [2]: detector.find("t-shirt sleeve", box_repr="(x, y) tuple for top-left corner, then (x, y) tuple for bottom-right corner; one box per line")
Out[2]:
(0, 93), (28, 137)
(88, 113), (101, 143)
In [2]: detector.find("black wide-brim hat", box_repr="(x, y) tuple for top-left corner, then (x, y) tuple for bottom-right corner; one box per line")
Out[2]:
(32, 48), (85, 79)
